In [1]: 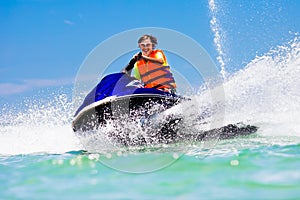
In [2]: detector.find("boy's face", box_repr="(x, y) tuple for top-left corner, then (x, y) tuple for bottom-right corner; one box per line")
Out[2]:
(139, 38), (153, 56)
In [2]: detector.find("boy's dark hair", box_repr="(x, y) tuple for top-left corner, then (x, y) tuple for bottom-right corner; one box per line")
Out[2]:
(138, 34), (158, 48)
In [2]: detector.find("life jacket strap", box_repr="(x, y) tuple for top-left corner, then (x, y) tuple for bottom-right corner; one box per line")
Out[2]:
(143, 73), (174, 86)
(147, 79), (176, 89)
(139, 65), (171, 78)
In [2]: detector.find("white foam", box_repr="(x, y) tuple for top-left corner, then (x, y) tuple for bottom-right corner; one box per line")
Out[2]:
(0, 94), (82, 155)
(219, 37), (300, 136)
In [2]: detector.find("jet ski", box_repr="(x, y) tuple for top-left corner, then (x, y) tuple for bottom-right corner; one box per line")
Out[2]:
(72, 72), (258, 146)
(72, 72), (182, 132)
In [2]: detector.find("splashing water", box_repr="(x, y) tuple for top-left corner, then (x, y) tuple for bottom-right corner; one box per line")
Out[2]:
(0, 93), (82, 155)
(182, 37), (300, 157)
(208, 0), (227, 79)
(222, 37), (300, 136)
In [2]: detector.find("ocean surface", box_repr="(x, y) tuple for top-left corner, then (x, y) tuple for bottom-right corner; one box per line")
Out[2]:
(1, 36), (300, 199)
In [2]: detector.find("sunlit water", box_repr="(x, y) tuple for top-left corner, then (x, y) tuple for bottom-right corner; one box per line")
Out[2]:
(1, 37), (300, 198)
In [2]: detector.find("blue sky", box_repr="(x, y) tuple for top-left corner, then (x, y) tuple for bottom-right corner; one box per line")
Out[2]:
(1, 0), (300, 100)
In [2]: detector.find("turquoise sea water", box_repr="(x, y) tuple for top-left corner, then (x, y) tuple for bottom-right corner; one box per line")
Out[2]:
(1, 139), (300, 199)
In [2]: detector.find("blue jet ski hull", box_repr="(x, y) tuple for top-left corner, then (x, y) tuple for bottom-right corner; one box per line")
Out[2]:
(72, 93), (181, 132)
(72, 73), (181, 132)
